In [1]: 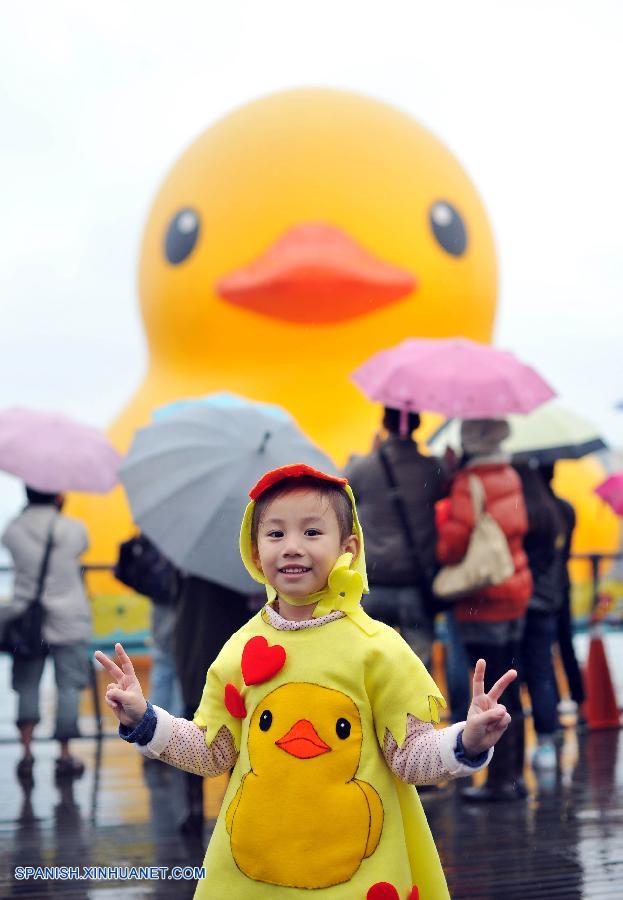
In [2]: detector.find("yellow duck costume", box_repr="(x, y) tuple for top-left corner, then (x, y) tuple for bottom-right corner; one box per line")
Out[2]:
(190, 464), (451, 899)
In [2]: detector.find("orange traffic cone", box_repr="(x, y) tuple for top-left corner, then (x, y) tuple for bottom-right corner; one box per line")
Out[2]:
(583, 634), (621, 730)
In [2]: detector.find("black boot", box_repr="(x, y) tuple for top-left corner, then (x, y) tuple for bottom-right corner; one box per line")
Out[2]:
(462, 719), (524, 803)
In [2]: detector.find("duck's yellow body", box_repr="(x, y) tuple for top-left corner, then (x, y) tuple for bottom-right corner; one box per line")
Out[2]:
(225, 684), (383, 888)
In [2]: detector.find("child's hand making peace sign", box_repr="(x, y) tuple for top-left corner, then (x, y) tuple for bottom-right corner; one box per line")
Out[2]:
(94, 642), (148, 728)
(461, 659), (517, 757)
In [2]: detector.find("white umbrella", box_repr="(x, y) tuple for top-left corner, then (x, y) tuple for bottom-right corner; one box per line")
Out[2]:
(428, 401), (607, 464)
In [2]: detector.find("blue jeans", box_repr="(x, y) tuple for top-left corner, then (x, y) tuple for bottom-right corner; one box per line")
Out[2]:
(521, 609), (560, 736)
(557, 595), (584, 705)
(151, 646), (183, 716)
(12, 643), (89, 740)
(444, 613), (471, 723)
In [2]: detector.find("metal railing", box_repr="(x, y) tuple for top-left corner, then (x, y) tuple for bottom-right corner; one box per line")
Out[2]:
(571, 553), (622, 615)
(0, 554), (621, 608)
(0, 554), (621, 744)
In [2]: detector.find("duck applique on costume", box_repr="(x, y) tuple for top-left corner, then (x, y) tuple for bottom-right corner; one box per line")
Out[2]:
(226, 681), (384, 888)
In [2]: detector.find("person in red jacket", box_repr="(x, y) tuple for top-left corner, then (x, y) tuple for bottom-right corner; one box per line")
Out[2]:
(437, 418), (532, 801)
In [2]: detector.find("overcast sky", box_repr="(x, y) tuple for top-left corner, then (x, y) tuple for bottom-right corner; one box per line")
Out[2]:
(0, 0), (622, 527)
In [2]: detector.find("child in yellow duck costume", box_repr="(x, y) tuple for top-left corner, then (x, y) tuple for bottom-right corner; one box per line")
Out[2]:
(96, 464), (518, 899)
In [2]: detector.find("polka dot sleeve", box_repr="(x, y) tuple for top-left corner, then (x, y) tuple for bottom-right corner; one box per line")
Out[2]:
(383, 717), (492, 784)
(139, 711), (239, 778)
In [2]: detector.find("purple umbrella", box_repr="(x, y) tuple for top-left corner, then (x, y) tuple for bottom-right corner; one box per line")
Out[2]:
(0, 408), (120, 494)
(352, 337), (555, 419)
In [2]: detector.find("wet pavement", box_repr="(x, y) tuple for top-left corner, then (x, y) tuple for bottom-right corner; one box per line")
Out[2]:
(0, 655), (621, 898)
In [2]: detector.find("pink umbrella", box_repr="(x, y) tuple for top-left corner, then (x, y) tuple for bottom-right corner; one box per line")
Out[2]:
(0, 408), (120, 494)
(352, 337), (555, 419)
(595, 472), (623, 516)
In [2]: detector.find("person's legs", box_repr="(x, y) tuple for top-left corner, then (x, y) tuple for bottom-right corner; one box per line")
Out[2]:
(462, 638), (524, 801)
(444, 612), (471, 723)
(398, 587), (435, 671)
(174, 579), (250, 836)
(521, 609), (560, 733)
(51, 643), (89, 775)
(174, 578), (250, 716)
(151, 646), (183, 716)
(151, 605), (183, 716)
(12, 653), (46, 774)
(521, 610), (560, 769)
(180, 699), (206, 836)
(556, 597), (585, 707)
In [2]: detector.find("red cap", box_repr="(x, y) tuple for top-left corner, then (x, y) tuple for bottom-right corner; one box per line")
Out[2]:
(249, 464), (348, 501)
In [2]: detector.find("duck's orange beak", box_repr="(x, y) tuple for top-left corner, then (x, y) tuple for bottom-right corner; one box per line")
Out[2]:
(275, 718), (332, 759)
(216, 223), (416, 324)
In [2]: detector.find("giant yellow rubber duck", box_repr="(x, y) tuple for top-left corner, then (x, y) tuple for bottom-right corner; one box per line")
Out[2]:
(134, 87), (497, 461)
(226, 682), (383, 888)
(71, 86), (618, 620)
(72, 87), (498, 590)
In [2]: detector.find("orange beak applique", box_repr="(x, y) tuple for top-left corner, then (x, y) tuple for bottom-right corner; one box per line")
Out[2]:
(275, 718), (332, 759)
(216, 222), (416, 324)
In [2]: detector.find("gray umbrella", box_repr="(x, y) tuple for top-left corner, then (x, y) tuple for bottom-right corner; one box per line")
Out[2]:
(118, 396), (337, 593)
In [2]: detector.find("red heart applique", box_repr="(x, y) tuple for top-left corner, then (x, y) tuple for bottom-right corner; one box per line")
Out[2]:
(408, 887), (419, 900)
(224, 683), (247, 719)
(241, 635), (286, 686)
(367, 884), (400, 900)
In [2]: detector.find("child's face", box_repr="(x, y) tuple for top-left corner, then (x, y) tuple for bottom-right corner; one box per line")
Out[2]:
(252, 488), (358, 599)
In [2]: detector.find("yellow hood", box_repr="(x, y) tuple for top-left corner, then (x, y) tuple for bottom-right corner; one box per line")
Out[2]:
(239, 468), (376, 634)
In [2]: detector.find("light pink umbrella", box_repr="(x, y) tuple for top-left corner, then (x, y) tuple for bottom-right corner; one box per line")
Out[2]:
(0, 408), (120, 494)
(352, 337), (555, 419)
(595, 472), (623, 516)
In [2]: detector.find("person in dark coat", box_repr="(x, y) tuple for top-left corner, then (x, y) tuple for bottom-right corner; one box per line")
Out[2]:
(515, 462), (570, 771)
(541, 464), (584, 711)
(174, 575), (251, 835)
(344, 407), (447, 669)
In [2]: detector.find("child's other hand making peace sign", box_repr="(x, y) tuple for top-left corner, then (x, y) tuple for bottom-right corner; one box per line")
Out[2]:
(94, 642), (148, 728)
(461, 659), (517, 757)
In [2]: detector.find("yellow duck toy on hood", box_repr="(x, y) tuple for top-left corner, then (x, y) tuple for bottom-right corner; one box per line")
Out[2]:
(191, 464), (451, 900)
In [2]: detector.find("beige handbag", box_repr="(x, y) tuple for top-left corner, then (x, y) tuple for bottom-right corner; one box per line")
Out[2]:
(433, 475), (515, 601)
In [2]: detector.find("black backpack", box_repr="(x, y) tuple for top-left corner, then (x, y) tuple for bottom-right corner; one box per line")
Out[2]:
(114, 534), (180, 605)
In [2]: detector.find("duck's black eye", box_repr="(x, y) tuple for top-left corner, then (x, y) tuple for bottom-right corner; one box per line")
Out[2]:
(336, 718), (351, 740)
(164, 208), (200, 264)
(259, 710), (273, 732)
(429, 201), (467, 257)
